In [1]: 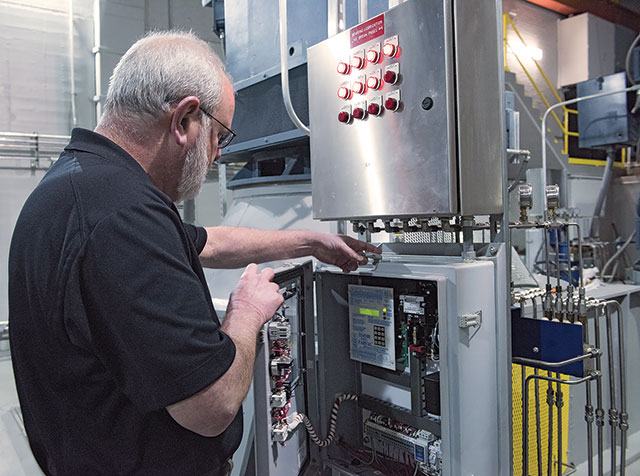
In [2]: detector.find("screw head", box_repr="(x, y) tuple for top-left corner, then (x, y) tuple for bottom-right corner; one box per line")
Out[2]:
(533, 346), (539, 353)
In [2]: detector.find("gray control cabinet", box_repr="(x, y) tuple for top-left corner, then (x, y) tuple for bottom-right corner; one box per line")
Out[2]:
(307, 0), (504, 221)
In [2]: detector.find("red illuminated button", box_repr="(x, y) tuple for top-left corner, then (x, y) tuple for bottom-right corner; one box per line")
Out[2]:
(337, 86), (351, 99)
(383, 70), (397, 84)
(352, 107), (365, 119)
(385, 97), (398, 111)
(351, 56), (364, 69)
(366, 49), (379, 63)
(368, 103), (381, 116)
(352, 81), (365, 94)
(338, 111), (350, 123)
(337, 62), (350, 74)
(383, 42), (397, 57)
(367, 76), (380, 90)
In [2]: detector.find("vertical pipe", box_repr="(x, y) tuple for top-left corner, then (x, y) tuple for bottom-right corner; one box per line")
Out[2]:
(327, 0), (346, 37)
(612, 301), (628, 475)
(68, 0), (77, 128)
(556, 375), (564, 476)
(594, 306), (605, 476)
(523, 373), (530, 476)
(568, 223), (584, 288)
(590, 151), (615, 238)
(93, 0), (102, 125)
(183, 199), (196, 224)
(532, 297), (543, 476)
(544, 226), (552, 319)
(218, 163), (227, 218)
(547, 372), (555, 476)
(605, 304), (618, 476)
(554, 228), (562, 321)
(584, 319), (595, 476)
(358, 0), (368, 23)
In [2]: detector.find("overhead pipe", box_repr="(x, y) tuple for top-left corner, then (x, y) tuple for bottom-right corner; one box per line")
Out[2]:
(278, 0), (310, 136)
(541, 84), (640, 221)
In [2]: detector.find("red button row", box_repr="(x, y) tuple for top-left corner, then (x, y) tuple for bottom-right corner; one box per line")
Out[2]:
(338, 100), (399, 123)
(337, 72), (397, 99)
(336, 42), (398, 75)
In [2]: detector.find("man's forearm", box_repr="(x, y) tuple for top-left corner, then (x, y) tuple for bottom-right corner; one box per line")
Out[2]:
(200, 227), (319, 268)
(166, 310), (262, 437)
(212, 311), (261, 414)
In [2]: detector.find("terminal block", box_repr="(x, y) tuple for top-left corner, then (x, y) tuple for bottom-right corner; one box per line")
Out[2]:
(271, 423), (290, 442)
(270, 390), (288, 408)
(268, 320), (291, 341)
(270, 356), (293, 377)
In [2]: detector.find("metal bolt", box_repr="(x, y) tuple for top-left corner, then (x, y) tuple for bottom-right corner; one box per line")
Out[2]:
(489, 246), (497, 256)
(532, 347), (539, 353)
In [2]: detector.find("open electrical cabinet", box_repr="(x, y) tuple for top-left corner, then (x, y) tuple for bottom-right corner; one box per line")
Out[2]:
(254, 245), (509, 476)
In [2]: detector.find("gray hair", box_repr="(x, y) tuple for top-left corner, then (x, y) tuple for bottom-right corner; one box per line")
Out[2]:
(100, 30), (232, 133)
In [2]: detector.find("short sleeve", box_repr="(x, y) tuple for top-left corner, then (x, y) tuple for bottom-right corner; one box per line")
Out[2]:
(183, 223), (208, 254)
(68, 202), (235, 412)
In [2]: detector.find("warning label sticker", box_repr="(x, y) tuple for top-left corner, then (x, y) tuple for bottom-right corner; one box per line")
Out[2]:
(350, 14), (385, 49)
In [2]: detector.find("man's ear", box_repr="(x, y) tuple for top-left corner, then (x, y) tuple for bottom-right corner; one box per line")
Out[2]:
(170, 96), (201, 147)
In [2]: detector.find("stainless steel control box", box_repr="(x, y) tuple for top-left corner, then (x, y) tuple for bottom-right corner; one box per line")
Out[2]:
(308, 0), (504, 221)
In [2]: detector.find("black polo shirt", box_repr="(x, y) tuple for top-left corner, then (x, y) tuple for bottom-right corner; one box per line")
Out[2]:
(8, 128), (242, 476)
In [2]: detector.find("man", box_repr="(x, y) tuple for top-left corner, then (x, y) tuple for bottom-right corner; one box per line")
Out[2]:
(8, 31), (380, 476)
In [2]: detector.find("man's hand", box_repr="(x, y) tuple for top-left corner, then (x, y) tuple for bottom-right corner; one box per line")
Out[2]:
(167, 264), (283, 438)
(311, 233), (382, 273)
(227, 264), (284, 330)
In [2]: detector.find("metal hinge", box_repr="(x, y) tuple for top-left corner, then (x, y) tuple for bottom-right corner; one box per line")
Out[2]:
(458, 311), (482, 329)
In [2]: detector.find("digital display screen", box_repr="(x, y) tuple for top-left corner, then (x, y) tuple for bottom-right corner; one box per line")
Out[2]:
(359, 308), (380, 317)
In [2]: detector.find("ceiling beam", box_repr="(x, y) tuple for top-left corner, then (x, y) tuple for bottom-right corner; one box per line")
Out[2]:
(523, 0), (577, 16)
(524, 0), (640, 32)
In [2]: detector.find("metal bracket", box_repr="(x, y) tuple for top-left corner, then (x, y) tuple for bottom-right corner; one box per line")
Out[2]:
(458, 310), (482, 329)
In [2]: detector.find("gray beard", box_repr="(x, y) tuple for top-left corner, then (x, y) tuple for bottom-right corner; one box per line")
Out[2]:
(176, 127), (210, 202)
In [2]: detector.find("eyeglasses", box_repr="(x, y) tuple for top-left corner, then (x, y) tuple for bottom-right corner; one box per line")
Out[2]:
(199, 106), (237, 149)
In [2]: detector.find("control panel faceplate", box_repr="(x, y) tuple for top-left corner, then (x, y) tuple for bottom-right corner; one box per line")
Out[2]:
(308, 1), (457, 221)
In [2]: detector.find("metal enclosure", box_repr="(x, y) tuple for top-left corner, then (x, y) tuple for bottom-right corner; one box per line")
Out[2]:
(307, 0), (503, 221)
(254, 247), (509, 476)
(254, 262), (315, 476)
(577, 71), (639, 148)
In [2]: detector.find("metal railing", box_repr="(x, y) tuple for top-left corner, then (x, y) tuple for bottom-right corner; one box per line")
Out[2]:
(503, 14), (578, 156)
(0, 132), (69, 170)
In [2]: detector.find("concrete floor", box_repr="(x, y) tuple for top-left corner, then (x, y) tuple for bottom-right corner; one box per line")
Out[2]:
(0, 352), (43, 476)
(1, 347), (639, 476)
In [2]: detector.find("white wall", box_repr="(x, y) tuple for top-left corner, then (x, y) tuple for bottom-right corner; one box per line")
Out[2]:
(0, 0), (95, 134)
(1, 0), (226, 321)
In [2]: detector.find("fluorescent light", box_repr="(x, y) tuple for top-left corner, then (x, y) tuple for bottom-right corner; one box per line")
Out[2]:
(509, 43), (544, 61)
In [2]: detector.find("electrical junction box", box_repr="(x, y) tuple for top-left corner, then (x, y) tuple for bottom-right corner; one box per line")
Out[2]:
(577, 72), (639, 148)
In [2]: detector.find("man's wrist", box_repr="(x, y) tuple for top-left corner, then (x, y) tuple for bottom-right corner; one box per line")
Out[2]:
(226, 299), (270, 332)
(301, 230), (322, 257)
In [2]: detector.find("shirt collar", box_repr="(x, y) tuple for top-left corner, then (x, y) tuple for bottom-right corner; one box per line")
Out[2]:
(64, 128), (148, 178)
